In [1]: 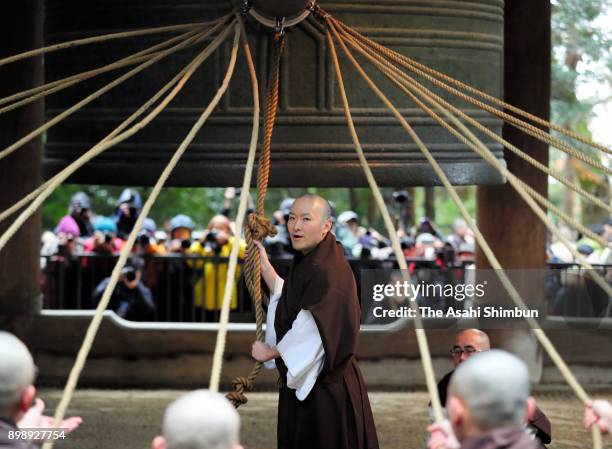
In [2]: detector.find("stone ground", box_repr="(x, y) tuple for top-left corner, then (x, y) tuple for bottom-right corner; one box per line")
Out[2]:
(40, 389), (611, 449)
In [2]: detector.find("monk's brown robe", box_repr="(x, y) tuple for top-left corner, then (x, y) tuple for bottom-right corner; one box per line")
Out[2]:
(274, 233), (379, 449)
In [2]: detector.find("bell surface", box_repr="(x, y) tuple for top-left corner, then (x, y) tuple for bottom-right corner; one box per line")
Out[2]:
(43, 0), (506, 187)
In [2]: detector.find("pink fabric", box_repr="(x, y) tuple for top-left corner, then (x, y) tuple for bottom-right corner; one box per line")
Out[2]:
(55, 215), (80, 237)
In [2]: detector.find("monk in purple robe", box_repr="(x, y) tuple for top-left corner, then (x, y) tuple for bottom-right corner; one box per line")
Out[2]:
(251, 194), (379, 449)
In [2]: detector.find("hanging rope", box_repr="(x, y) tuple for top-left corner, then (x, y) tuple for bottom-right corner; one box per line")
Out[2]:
(0, 27), (205, 115)
(325, 17), (604, 448)
(0, 16), (231, 163)
(42, 23), (241, 449)
(337, 27), (611, 250)
(333, 19), (612, 158)
(226, 29), (285, 408)
(333, 25), (612, 298)
(337, 26), (611, 215)
(0, 7), (605, 447)
(209, 14), (260, 393)
(326, 20), (446, 423)
(335, 20), (612, 174)
(0, 21), (221, 67)
(0, 22), (234, 255)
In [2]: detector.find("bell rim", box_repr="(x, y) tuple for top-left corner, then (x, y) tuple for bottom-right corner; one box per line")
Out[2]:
(248, 7), (312, 29)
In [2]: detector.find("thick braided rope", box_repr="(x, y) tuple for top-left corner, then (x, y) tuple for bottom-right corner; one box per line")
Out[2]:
(213, 18), (262, 395)
(0, 21), (215, 67)
(335, 20), (612, 173)
(0, 23), (233, 255)
(0, 16), (231, 163)
(337, 17), (612, 398)
(0, 27), (205, 115)
(0, 28), (215, 226)
(334, 23), (612, 298)
(207, 16), (261, 392)
(337, 26), (611, 215)
(338, 27), (612, 248)
(329, 21), (604, 449)
(0, 21), (229, 225)
(332, 20), (611, 157)
(227, 32), (285, 408)
(327, 18), (445, 425)
(42, 23), (240, 449)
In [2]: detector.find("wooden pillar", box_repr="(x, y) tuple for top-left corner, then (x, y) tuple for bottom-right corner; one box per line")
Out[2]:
(0, 0), (44, 338)
(476, 0), (551, 269)
(475, 0), (551, 381)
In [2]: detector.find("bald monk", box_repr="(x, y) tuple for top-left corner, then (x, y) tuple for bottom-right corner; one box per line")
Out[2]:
(429, 350), (544, 449)
(251, 194), (379, 449)
(435, 329), (551, 447)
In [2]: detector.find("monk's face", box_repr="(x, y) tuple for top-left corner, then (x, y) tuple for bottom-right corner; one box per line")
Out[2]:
(287, 197), (332, 254)
(451, 329), (490, 367)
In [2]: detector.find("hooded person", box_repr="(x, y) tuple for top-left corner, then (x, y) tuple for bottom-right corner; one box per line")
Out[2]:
(54, 215), (81, 257)
(69, 191), (94, 237)
(113, 189), (142, 239)
(251, 194), (378, 449)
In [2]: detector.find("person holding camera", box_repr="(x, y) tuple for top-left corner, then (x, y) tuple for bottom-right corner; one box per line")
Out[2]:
(134, 218), (165, 256)
(92, 257), (155, 321)
(188, 215), (246, 320)
(113, 188), (142, 239)
(83, 216), (123, 255)
(166, 215), (195, 254)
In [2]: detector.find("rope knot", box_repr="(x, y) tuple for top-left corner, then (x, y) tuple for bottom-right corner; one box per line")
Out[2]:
(247, 213), (277, 241)
(226, 376), (254, 408)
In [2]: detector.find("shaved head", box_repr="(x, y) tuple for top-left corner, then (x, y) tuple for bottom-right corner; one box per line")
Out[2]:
(0, 332), (36, 414)
(448, 350), (531, 435)
(159, 390), (241, 449)
(293, 194), (331, 221)
(287, 195), (333, 254)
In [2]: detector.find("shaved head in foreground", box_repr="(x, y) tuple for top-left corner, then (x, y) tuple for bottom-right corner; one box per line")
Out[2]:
(152, 390), (243, 449)
(447, 350), (536, 441)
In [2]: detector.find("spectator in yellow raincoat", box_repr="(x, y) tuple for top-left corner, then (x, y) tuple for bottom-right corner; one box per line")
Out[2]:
(188, 215), (246, 318)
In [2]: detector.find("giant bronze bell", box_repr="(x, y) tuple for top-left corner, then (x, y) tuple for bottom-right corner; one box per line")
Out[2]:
(43, 0), (505, 187)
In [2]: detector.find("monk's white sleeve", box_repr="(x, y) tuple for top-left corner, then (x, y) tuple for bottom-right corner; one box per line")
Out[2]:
(264, 275), (284, 370)
(276, 310), (325, 401)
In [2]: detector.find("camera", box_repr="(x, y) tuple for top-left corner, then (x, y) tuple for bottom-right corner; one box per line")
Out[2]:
(392, 190), (411, 204)
(122, 266), (137, 282)
(136, 233), (150, 247)
(205, 229), (219, 243)
(203, 230), (221, 254)
(180, 238), (192, 249)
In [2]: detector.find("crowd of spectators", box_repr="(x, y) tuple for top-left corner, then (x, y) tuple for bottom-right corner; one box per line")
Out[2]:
(40, 188), (611, 321)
